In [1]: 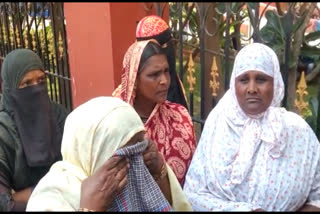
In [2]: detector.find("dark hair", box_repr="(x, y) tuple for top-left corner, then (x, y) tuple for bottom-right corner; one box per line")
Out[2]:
(138, 41), (166, 73)
(136, 28), (172, 46)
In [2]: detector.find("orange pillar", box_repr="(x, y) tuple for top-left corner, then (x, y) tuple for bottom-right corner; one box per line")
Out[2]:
(109, 3), (169, 87)
(64, 3), (168, 108)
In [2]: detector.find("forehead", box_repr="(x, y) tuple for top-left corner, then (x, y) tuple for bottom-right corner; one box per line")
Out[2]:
(142, 54), (168, 69)
(236, 70), (273, 78)
(22, 69), (45, 79)
(234, 48), (275, 78)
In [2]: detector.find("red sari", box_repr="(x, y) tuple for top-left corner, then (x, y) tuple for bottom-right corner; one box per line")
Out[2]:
(113, 40), (196, 185)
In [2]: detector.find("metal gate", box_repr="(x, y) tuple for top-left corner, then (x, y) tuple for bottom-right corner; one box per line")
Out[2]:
(0, 2), (72, 112)
(153, 2), (320, 140)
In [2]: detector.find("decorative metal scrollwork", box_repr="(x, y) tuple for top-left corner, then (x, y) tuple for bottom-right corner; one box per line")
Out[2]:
(209, 56), (219, 97)
(294, 71), (309, 117)
(187, 52), (196, 92)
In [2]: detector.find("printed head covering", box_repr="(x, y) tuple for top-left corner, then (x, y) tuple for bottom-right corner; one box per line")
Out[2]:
(213, 43), (286, 184)
(229, 42), (284, 111)
(136, 15), (171, 46)
(115, 39), (159, 106)
(136, 15), (188, 108)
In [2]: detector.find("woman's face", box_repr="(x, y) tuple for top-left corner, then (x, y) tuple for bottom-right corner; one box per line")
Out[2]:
(136, 54), (170, 104)
(235, 70), (274, 115)
(18, 69), (46, 89)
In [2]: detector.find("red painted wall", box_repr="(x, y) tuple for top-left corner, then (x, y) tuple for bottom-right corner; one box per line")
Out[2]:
(64, 3), (169, 108)
(109, 3), (169, 87)
(64, 3), (115, 108)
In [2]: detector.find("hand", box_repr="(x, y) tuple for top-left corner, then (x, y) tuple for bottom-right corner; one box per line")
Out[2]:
(143, 138), (164, 178)
(79, 156), (129, 211)
(12, 187), (32, 203)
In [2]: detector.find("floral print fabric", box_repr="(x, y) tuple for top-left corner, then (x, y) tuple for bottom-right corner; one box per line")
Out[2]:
(113, 40), (196, 185)
(183, 43), (320, 211)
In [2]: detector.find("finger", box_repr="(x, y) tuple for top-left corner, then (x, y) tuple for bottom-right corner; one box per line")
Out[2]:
(104, 158), (128, 176)
(116, 163), (129, 181)
(117, 176), (128, 192)
(99, 156), (124, 172)
(143, 151), (158, 161)
(101, 163), (128, 191)
(144, 160), (152, 167)
(100, 173), (116, 191)
(115, 158), (129, 170)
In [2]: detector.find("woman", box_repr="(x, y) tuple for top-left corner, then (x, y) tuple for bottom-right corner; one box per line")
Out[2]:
(135, 15), (188, 109)
(183, 43), (320, 211)
(0, 49), (68, 211)
(113, 40), (196, 186)
(26, 96), (191, 211)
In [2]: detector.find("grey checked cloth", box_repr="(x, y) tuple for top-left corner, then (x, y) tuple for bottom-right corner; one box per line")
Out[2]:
(108, 140), (173, 211)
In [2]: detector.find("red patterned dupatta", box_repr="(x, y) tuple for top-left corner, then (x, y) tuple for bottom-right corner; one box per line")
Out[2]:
(113, 40), (196, 186)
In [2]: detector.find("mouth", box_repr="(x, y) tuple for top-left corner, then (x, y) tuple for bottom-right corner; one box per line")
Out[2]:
(246, 97), (261, 103)
(157, 90), (168, 96)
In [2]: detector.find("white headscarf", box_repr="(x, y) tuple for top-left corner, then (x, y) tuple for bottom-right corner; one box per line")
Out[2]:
(27, 96), (192, 211)
(26, 97), (145, 210)
(213, 43), (286, 184)
(184, 43), (320, 211)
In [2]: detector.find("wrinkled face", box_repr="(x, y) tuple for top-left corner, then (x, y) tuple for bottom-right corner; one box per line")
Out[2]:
(235, 70), (274, 115)
(136, 54), (170, 104)
(18, 69), (46, 89)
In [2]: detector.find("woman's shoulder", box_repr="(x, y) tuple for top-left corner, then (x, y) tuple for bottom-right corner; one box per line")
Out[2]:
(163, 101), (192, 118)
(278, 108), (319, 142)
(280, 108), (311, 129)
(0, 110), (17, 150)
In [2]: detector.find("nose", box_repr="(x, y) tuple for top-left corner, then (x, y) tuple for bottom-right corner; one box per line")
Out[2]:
(159, 72), (170, 86)
(247, 81), (257, 94)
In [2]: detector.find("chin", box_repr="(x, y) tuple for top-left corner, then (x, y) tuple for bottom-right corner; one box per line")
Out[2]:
(245, 108), (267, 115)
(157, 98), (167, 104)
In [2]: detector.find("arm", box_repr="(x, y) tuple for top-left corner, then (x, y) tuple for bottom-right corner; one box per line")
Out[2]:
(153, 156), (172, 204)
(0, 169), (29, 211)
(298, 205), (320, 212)
(12, 187), (32, 203)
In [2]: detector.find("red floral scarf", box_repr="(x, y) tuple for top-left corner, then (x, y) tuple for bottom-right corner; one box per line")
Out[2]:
(113, 40), (196, 185)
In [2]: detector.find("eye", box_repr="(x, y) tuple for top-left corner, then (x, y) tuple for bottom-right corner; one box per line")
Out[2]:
(239, 77), (248, 84)
(256, 76), (267, 83)
(164, 68), (169, 73)
(38, 75), (46, 84)
(20, 80), (32, 88)
(148, 71), (161, 78)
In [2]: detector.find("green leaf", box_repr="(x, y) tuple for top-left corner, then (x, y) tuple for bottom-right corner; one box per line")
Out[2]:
(231, 2), (242, 13)
(281, 12), (294, 35)
(264, 10), (285, 38)
(300, 45), (320, 57)
(215, 3), (226, 14)
(305, 31), (320, 43)
(246, 2), (258, 11)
